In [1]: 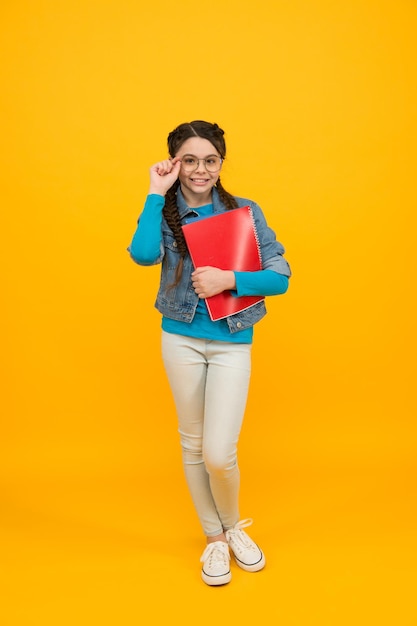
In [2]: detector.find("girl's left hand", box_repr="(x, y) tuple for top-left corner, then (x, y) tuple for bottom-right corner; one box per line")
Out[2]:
(191, 267), (236, 299)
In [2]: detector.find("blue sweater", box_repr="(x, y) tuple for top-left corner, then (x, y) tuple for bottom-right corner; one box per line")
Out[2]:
(129, 194), (289, 343)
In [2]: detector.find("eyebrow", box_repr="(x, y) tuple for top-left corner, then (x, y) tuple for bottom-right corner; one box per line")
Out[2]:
(181, 153), (220, 158)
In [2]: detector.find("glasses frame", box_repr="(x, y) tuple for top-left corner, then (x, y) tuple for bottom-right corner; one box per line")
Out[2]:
(180, 154), (223, 173)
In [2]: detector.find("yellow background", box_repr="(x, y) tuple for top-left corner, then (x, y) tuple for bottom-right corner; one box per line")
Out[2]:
(1, 1), (416, 624)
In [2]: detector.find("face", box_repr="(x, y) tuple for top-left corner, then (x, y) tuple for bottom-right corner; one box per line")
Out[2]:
(175, 137), (222, 204)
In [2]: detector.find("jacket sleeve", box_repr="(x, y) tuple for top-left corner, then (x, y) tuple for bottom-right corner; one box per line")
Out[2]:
(250, 201), (292, 277)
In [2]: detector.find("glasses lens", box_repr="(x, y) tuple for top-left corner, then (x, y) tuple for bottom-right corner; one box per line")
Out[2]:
(182, 156), (198, 171)
(181, 156), (222, 172)
(205, 156), (222, 172)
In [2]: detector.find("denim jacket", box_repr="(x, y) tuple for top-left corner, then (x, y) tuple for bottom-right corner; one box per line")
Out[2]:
(148, 188), (290, 334)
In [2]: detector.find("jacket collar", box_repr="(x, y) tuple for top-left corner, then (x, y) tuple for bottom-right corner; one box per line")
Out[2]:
(176, 186), (225, 220)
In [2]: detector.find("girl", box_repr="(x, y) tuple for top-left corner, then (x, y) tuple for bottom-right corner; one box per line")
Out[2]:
(128, 121), (291, 586)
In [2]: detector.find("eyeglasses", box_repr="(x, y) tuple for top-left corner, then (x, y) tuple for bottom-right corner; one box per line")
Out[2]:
(180, 154), (223, 173)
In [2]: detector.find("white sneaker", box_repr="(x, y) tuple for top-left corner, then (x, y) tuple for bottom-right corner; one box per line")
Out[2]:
(200, 541), (231, 586)
(225, 519), (266, 572)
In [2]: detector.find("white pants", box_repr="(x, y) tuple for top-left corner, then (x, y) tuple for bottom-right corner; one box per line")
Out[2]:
(161, 331), (252, 537)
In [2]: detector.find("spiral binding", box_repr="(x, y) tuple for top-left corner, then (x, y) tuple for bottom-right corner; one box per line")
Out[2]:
(247, 206), (263, 269)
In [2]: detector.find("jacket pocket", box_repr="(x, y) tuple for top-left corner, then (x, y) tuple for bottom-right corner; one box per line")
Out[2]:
(162, 231), (181, 270)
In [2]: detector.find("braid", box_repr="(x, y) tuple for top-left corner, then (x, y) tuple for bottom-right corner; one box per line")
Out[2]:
(215, 177), (238, 211)
(162, 121), (238, 287)
(162, 180), (189, 288)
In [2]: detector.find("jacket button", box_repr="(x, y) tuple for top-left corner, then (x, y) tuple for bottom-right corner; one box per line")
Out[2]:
(173, 241), (177, 247)
(236, 322), (242, 328)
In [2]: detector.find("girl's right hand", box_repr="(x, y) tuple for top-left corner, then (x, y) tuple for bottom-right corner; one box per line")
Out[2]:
(148, 157), (182, 196)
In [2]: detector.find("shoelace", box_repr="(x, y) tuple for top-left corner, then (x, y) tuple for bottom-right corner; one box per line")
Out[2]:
(200, 541), (230, 566)
(227, 518), (257, 550)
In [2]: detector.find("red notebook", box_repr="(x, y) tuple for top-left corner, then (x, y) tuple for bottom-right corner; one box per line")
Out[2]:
(182, 205), (264, 321)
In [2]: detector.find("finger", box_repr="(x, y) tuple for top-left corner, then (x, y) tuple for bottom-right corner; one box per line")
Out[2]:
(152, 160), (173, 175)
(151, 165), (166, 176)
(191, 266), (211, 276)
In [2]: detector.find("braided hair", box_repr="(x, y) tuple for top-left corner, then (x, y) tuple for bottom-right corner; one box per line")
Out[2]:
(163, 120), (238, 287)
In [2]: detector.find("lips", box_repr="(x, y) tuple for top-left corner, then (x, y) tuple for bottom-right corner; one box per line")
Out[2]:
(191, 178), (209, 184)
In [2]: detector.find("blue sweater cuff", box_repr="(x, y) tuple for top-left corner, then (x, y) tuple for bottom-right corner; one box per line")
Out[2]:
(234, 270), (289, 296)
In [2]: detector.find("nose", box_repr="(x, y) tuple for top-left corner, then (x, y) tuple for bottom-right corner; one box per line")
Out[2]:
(194, 159), (208, 173)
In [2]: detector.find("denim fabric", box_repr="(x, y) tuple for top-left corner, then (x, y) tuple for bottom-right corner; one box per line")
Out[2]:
(154, 188), (291, 334)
